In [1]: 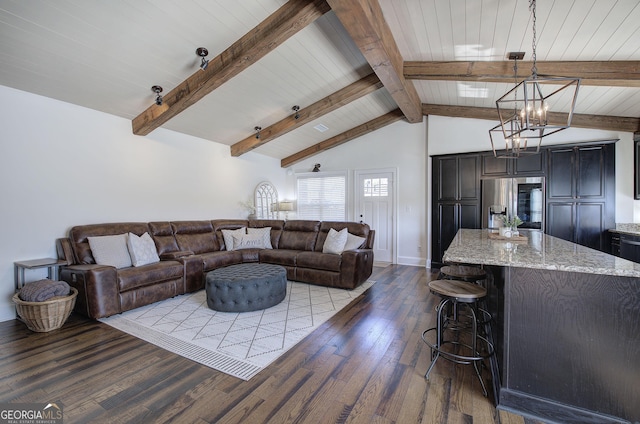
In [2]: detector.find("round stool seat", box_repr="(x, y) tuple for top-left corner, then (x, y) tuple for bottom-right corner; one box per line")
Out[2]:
(428, 279), (486, 302)
(439, 265), (487, 282)
(206, 263), (287, 312)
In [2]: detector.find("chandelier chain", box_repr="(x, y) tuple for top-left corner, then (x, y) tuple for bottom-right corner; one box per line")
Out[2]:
(529, 0), (537, 76)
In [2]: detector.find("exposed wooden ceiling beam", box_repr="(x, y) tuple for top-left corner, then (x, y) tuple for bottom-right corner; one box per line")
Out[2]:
(132, 0), (330, 136)
(405, 61), (640, 87)
(231, 73), (383, 156)
(422, 104), (640, 133)
(327, 0), (422, 123)
(281, 109), (405, 167)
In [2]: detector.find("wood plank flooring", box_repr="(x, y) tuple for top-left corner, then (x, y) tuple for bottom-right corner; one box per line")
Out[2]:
(0, 265), (544, 423)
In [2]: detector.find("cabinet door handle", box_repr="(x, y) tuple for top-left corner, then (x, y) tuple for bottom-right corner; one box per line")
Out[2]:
(621, 239), (640, 246)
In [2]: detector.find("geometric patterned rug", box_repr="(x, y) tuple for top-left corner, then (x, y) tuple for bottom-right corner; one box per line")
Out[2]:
(99, 280), (374, 380)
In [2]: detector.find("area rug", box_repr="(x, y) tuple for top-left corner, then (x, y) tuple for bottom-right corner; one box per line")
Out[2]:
(100, 280), (374, 380)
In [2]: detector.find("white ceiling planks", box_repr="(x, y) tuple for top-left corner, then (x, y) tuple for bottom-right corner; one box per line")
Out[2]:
(0, 0), (638, 161)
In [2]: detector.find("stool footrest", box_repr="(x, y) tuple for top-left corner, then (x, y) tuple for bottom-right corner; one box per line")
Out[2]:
(421, 328), (494, 363)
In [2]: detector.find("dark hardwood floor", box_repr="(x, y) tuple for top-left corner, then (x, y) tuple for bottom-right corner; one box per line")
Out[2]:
(0, 265), (542, 423)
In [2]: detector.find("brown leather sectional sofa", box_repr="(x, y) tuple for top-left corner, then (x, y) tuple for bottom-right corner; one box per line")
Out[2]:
(56, 219), (375, 319)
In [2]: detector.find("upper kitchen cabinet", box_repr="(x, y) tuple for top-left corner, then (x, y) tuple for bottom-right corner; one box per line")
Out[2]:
(432, 154), (481, 266)
(481, 150), (546, 178)
(546, 141), (616, 251)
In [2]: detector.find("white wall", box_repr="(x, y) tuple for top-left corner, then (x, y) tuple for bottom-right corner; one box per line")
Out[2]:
(0, 85), (287, 322)
(285, 118), (428, 267)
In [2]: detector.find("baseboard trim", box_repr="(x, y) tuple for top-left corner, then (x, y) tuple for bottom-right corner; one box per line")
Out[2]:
(498, 388), (630, 424)
(397, 256), (426, 267)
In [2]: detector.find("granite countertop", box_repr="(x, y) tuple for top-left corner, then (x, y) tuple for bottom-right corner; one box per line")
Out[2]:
(609, 223), (640, 236)
(443, 229), (640, 278)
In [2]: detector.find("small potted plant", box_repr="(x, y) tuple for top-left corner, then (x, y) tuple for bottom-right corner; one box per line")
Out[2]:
(500, 215), (523, 237)
(239, 198), (257, 219)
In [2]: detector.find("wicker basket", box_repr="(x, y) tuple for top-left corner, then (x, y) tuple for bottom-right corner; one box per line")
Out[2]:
(12, 288), (78, 332)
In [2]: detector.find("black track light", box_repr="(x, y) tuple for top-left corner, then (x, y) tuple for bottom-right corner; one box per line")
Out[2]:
(152, 85), (163, 106)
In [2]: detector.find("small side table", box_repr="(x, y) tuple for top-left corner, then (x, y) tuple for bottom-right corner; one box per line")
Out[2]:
(14, 258), (67, 291)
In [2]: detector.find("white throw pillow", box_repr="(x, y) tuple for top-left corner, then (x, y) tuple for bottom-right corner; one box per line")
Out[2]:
(233, 233), (267, 250)
(247, 227), (272, 249)
(127, 232), (160, 267)
(322, 228), (349, 254)
(343, 233), (366, 251)
(221, 227), (246, 251)
(88, 233), (132, 269)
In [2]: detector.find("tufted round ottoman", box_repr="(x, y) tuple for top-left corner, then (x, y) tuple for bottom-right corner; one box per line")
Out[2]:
(205, 263), (287, 312)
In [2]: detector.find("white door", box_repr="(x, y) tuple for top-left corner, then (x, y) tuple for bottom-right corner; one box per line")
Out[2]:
(356, 170), (395, 264)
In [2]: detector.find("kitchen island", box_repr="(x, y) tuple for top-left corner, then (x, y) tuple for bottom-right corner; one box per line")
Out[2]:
(443, 229), (640, 424)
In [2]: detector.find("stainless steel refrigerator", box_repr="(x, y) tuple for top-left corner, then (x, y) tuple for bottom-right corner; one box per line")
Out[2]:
(481, 177), (544, 230)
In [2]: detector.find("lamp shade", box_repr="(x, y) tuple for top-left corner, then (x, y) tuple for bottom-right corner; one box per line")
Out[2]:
(279, 201), (294, 212)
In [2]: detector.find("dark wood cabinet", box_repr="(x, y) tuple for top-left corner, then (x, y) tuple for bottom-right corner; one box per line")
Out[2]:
(514, 151), (546, 175)
(611, 231), (640, 263)
(546, 142), (615, 251)
(481, 150), (546, 178)
(620, 234), (640, 263)
(432, 154), (480, 265)
(432, 142), (615, 265)
(481, 154), (510, 177)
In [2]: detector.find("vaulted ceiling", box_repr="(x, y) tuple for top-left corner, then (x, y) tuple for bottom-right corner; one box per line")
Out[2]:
(1, 0), (639, 167)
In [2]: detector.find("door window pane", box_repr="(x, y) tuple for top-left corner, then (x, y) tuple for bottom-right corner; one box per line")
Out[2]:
(364, 178), (388, 197)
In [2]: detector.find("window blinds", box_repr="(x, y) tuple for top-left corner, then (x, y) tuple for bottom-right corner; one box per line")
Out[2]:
(296, 173), (346, 221)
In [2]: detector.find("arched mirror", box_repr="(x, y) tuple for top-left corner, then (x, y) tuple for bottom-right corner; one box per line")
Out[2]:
(254, 181), (278, 219)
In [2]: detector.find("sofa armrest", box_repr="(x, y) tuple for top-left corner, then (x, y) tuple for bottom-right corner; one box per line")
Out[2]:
(178, 255), (204, 293)
(160, 250), (194, 260)
(339, 249), (374, 289)
(56, 238), (75, 265)
(59, 264), (120, 319)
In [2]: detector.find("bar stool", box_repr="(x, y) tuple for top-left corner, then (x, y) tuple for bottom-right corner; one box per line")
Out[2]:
(439, 264), (487, 284)
(422, 279), (494, 396)
(439, 264), (491, 326)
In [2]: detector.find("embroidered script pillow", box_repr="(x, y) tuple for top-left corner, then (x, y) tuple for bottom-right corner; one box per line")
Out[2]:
(246, 227), (273, 249)
(232, 233), (267, 250)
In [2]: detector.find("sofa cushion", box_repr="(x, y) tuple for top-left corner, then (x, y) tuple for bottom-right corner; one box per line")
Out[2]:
(279, 220), (320, 251)
(259, 249), (300, 267)
(117, 260), (184, 292)
(296, 251), (342, 272)
(172, 221), (219, 254)
(199, 251), (244, 273)
(127, 232), (160, 267)
(148, 221), (179, 255)
(322, 228), (348, 254)
(88, 234), (132, 269)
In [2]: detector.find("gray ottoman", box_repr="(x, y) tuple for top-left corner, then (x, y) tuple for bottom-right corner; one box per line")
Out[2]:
(205, 263), (287, 312)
